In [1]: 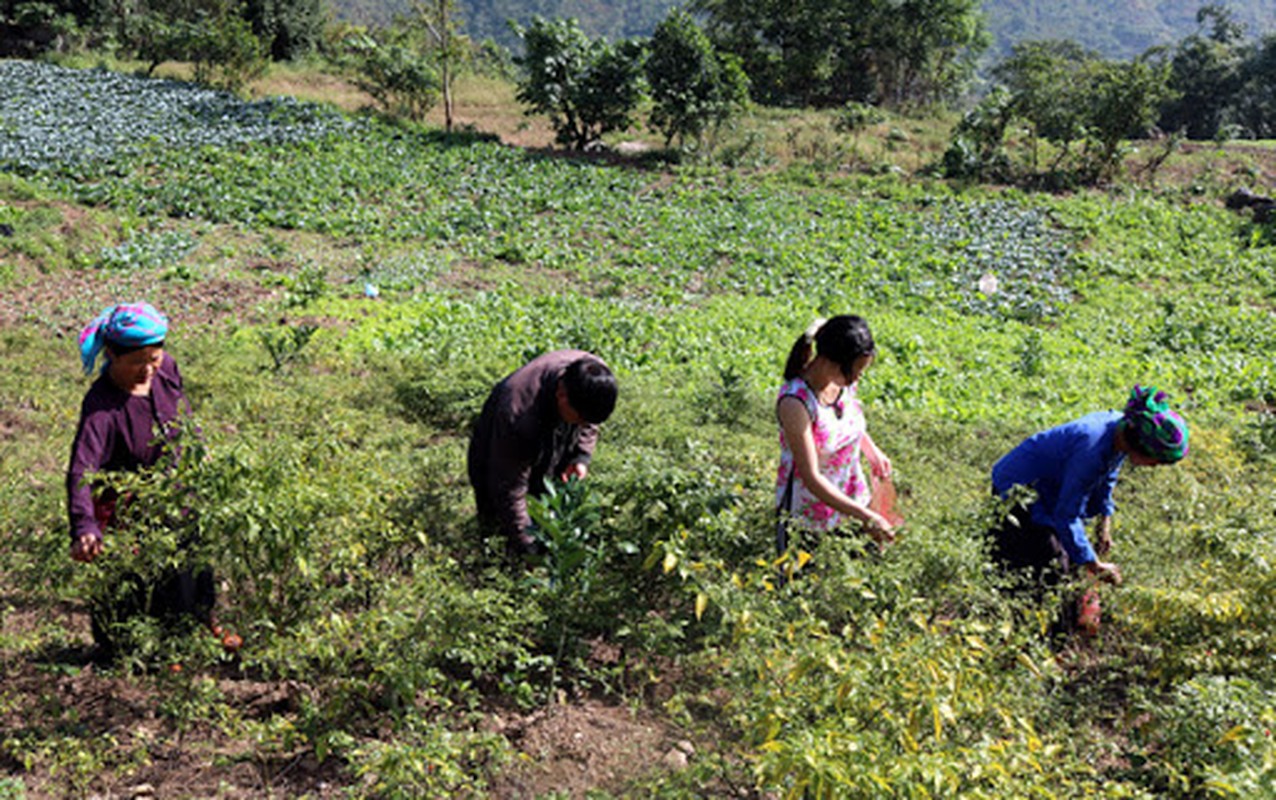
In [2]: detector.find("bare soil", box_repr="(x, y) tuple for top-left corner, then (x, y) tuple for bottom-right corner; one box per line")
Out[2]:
(0, 595), (691, 798)
(487, 700), (682, 799)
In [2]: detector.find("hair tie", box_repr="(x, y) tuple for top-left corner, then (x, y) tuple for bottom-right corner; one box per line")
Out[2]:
(803, 317), (826, 345)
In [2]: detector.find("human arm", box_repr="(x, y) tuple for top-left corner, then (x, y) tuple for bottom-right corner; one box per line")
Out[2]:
(778, 396), (893, 543)
(1085, 558), (1122, 585)
(1093, 515), (1113, 557)
(1082, 455), (1119, 561)
(1056, 511), (1121, 584)
(861, 431), (892, 480)
(70, 531), (103, 562)
(1045, 455), (1112, 574)
(66, 410), (110, 562)
(561, 422), (598, 481)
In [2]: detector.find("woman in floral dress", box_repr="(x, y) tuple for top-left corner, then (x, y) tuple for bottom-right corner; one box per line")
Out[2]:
(775, 315), (894, 554)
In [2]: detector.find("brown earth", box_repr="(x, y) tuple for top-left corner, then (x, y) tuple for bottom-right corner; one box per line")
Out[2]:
(0, 595), (694, 798)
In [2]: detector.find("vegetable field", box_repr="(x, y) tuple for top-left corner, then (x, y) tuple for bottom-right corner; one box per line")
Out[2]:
(1, 60), (1274, 798)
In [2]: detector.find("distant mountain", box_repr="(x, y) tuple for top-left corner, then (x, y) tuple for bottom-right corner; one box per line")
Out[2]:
(981, 0), (1276, 60)
(329, 0), (679, 48)
(328, 0), (1276, 59)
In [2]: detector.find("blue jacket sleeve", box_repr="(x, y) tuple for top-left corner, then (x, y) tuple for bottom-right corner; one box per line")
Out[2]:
(1046, 461), (1100, 566)
(1084, 461), (1121, 519)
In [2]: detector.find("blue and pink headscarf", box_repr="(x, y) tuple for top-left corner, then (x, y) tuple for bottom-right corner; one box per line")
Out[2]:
(78, 303), (169, 375)
(1120, 384), (1189, 463)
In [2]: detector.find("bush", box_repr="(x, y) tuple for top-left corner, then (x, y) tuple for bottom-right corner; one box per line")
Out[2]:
(645, 9), (749, 150)
(834, 101), (888, 134)
(514, 16), (645, 151)
(1132, 676), (1276, 797)
(942, 88), (1012, 180)
(129, 4), (268, 92)
(334, 32), (439, 122)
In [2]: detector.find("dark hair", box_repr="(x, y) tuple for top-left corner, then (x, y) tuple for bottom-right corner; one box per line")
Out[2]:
(104, 339), (165, 358)
(563, 358), (618, 424)
(783, 315), (875, 380)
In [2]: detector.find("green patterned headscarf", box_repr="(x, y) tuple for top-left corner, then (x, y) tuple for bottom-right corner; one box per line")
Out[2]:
(1120, 385), (1189, 463)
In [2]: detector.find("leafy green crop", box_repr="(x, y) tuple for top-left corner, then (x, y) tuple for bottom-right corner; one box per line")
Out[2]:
(0, 60), (354, 174)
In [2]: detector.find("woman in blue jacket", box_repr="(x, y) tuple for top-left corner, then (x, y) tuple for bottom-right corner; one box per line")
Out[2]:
(990, 385), (1189, 591)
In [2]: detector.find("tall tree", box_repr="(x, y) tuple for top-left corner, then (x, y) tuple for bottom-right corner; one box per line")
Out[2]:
(992, 39), (1097, 167)
(1079, 54), (1172, 180)
(1232, 33), (1276, 138)
(1159, 4), (1248, 139)
(864, 0), (989, 107)
(241, 0), (324, 60)
(953, 40), (1171, 184)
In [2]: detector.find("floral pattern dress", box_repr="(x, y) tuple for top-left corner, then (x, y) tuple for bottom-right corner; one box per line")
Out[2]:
(775, 377), (870, 531)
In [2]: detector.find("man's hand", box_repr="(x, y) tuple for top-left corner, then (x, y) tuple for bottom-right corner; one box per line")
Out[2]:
(1086, 559), (1123, 586)
(70, 531), (103, 563)
(560, 462), (588, 482)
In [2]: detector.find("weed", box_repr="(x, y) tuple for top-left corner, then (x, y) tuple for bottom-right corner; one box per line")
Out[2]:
(257, 323), (316, 372)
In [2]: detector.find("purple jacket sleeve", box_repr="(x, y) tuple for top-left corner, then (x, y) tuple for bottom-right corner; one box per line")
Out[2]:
(66, 405), (113, 542)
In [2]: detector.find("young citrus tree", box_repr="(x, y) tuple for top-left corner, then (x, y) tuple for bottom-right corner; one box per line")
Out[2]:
(645, 8), (749, 150)
(513, 16), (645, 150)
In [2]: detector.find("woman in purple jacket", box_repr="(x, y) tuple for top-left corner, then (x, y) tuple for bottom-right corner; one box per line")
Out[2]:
(67, 302), (220, 660)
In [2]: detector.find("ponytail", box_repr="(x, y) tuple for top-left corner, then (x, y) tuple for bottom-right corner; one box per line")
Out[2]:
(783, 318), (825, 380)
(783, 315), (875, 381)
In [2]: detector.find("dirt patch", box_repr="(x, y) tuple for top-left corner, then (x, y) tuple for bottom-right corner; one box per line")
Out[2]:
(0, 408), (36, 441)
(488, 699), (683, 799)
(0, 599), (692, 799)
(0, 267), (278, 337)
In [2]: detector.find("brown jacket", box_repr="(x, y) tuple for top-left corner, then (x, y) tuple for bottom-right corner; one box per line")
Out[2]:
(467, 350), (603, 546)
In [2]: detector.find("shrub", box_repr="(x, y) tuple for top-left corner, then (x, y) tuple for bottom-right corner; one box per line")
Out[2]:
(514, 16), (645, 151)
(834, 101), (888, 134)
(645, 9), (749, 150)
(1132, 676), (1276, 797)
(334, 32), (440, 122)
(942, 88), (1013, 180)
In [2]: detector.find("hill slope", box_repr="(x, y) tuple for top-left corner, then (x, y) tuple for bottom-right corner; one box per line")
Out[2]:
(330, 0), (1276, 58)
(331, 0), (679, 46)
(982, 0), (1276, 59)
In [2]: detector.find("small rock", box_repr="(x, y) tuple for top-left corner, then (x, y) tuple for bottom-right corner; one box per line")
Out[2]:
(662, 748), (689, 770)
(482, 713), (507, 734)
(675, 739), (696, 755)
(130, 783), (156, 798)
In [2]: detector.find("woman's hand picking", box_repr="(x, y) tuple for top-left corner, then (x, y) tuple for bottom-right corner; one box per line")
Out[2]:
(70, 531), (103, 563)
